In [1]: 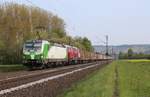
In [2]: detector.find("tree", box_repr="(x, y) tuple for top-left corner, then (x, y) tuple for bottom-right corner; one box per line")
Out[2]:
(127, 48), (133, 59)
(74, 37), (93, 51)
(119, 52), (124, 59)
(50, 16), (66, 38)
(147, 55), (150, 59)
(82, 37), (93, 51)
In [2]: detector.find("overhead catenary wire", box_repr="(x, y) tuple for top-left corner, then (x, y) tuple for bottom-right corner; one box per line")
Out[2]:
(25, 0), (34, 4)
(95, 36), (106, 44)
(94, 35), (109, 55)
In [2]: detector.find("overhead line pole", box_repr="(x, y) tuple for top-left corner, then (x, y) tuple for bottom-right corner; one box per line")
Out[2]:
(105, 35), (109, 56)
(95, 35), (109, 56)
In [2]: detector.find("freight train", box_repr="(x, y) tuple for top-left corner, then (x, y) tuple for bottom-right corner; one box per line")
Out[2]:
(22, 40), (112, 69)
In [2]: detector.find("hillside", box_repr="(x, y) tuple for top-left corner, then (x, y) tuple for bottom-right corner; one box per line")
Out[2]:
(93, 44), (150, 54)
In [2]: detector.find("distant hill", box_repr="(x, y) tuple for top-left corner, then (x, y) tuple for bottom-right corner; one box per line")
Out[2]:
(93, 44), (150, 54)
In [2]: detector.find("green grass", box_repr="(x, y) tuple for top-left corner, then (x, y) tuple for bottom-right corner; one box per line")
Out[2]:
(127, 59), (150, 62)
(59, 60), (150, 97)
(59, 62), (116, 97)
(0, 64), (27, 72)
(118, 60), (150, 97)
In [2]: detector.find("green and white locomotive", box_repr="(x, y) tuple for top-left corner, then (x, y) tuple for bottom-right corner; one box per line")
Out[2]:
(23, 40), (68, 69)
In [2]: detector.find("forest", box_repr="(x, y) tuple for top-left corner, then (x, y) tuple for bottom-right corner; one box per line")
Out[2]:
(0, 3), (93, 64)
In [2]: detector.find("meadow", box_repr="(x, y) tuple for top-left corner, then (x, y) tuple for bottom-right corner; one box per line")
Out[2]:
(59, 60), (150, 97)
(118, 60), (150, 97)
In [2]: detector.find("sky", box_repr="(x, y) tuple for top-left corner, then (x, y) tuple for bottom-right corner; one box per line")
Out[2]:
(1, 0), (150, 45)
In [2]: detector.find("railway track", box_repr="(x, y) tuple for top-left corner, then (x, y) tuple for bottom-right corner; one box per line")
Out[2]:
(0, 62), (96, 91)
(0, 61), (111, 97)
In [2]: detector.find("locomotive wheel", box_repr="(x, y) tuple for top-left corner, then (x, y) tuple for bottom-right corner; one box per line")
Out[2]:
(27, 66), (33, 71)
(40, 64), (46, 69)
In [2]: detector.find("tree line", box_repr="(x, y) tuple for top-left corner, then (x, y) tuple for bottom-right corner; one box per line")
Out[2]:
(0, 3), (93, 64)
(119, 48), (150, 59)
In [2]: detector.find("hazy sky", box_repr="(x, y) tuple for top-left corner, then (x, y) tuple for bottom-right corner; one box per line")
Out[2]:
(1, 0), (150, 45)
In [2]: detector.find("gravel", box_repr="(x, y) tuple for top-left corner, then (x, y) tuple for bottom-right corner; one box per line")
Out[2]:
(0, 61), (111, 97)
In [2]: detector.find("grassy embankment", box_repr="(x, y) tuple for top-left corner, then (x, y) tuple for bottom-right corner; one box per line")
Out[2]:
(0, 64), (26, 72)
(59, 62), (116, 97)
(59, 60), (150, 97)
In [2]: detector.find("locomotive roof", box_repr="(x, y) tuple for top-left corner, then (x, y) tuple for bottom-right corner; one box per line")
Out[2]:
(25, 39), (79, 49)
(25, 40), (49, 44)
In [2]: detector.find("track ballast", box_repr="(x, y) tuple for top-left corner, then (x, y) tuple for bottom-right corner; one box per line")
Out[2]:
(0, 60), (111, 97)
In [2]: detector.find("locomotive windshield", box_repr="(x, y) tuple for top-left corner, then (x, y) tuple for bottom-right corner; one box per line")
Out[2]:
(24, 41), (42, 51)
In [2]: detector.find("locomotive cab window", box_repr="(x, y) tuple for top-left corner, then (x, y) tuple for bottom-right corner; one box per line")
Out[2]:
(24, 41), (42, 51)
